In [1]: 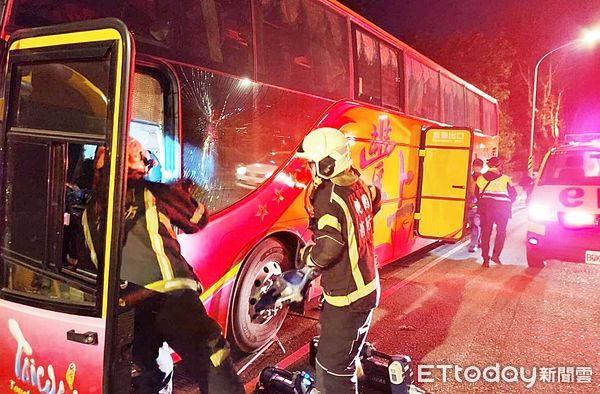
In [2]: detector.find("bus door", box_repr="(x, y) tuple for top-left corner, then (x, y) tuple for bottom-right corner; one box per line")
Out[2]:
(415, 127), (473, 241)
(0, 19), (132, 393)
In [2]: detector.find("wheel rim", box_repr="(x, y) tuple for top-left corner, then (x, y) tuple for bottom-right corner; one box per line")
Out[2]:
(248, 258), (284, 324)
(231, 239), (293, 352)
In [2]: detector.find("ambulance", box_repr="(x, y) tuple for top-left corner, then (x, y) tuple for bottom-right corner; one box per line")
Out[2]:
(527, 134), (600, 267)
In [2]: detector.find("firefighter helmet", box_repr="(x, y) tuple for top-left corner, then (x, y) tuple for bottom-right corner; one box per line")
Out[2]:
(296, 127), (351, 179)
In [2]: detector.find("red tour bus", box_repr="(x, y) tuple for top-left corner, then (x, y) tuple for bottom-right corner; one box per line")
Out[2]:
(0, 0), (498, 392)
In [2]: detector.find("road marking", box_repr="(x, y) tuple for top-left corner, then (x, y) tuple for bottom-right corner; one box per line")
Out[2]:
(243, 241), (467, 391)
(381, 242), (466, 300)
(237, 338), (278, 375)
(277, 343), (311, 370)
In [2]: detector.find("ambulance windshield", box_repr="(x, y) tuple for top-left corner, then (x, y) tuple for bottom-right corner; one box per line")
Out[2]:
(540, 150), (600, 186)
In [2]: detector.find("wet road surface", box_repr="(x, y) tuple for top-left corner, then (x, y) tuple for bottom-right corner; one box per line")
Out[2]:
(175, 204), (600, 393)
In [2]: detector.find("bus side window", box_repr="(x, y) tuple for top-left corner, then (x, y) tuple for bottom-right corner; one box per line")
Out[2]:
(130, 70), (179, 183)
(353, 28), (382, 105)
(254, 0), (349, 98)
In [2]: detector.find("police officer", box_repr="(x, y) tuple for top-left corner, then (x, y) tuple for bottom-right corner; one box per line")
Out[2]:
(475, 156), (517, 267)
(85, 138), (244, 394)
(296, 127), (381, 394)
(467, 158), (484, 253)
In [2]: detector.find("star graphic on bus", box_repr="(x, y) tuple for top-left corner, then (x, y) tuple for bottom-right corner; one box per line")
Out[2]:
(273, 189), (285, 205)
(256, 204), (269, 221)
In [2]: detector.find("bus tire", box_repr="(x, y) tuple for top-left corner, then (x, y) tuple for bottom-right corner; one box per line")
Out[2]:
(527, 248), (545, 268)
(230, 237), (292, 353)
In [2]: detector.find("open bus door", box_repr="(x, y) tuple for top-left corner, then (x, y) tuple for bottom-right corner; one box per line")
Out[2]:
(415, 127), (474, 241)
(0, 19), (132, 393)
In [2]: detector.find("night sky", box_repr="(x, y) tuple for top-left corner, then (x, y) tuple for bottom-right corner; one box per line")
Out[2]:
(342, 0), (600, 133)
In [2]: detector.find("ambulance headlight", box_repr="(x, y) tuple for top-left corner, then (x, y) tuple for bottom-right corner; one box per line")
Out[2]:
(528, 204), (558, 222)
(563, 211), (597, 227)
(528, 237), (539, 245)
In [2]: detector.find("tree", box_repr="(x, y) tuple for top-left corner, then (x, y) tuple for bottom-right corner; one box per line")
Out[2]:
(520, 63), (564, 168)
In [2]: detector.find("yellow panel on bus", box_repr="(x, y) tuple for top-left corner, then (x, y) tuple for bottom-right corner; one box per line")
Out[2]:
(417, 127), (473, 241)
(418, 199), (466, 239)
(421, 148), (472, 200)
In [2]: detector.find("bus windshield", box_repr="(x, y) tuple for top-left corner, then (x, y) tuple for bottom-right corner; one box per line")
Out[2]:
(540, 149), (600, 186)
(179, 70), (329, 213)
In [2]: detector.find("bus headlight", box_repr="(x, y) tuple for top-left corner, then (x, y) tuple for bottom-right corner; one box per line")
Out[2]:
(528, 203), (558, 222)
(563, 211), (597, 227)
(236, 166), (248, 176)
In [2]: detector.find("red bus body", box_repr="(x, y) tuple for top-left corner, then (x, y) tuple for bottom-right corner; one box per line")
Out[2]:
(0, 1), (499, 390)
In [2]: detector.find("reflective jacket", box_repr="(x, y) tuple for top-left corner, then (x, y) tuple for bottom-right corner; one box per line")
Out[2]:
(302, 169), (381, 311)
(475, 170), (517, 204)
(84, 180), (207, 293)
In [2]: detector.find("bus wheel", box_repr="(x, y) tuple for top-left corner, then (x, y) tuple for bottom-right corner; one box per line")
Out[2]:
(527, 248), (545, 268)
(230, 238), (292, 353)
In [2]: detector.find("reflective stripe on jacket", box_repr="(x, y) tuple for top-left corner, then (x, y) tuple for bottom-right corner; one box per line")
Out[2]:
(303, 170), (381, 311)
(476, 173), (515, 203)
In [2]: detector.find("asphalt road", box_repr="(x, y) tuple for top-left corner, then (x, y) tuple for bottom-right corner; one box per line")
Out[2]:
(175, 203), (600, 393)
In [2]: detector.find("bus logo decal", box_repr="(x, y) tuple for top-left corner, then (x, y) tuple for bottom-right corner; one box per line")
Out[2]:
(559, 187), (585, 207)
(8, 319), (79, 394)
(65, 363), (76, 391)
(359, 117), (395, 170)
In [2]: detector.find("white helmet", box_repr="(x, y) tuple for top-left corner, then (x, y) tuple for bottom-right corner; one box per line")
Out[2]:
(296, 127), (352, 179)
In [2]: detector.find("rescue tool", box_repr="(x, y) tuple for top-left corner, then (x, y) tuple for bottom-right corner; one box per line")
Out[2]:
(254, 338), (427, 393)
(253, 267), (318, 318)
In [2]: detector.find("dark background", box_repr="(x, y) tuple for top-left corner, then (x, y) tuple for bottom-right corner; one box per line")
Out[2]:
(340, 0), (600, 168)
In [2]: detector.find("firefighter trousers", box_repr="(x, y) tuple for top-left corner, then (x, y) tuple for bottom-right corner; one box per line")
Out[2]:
(131, 289), (243, 394)
(479, 199), (511, 260)
(315, 302), (373, 393)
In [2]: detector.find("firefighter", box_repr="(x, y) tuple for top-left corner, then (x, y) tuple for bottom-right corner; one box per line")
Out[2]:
(475, 156), (517, 267)
(85, 138), (243, 394)
(296, 127), (381, 394)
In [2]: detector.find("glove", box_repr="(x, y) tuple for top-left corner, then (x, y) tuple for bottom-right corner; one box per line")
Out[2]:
(298, 244), (323, 270)
(65, 183), (90, 217)
(297, 244), (313, 269)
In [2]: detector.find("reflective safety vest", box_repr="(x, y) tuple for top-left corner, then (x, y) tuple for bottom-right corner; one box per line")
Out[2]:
(302, 170), (381, 311)
(476, 173), (513, 203)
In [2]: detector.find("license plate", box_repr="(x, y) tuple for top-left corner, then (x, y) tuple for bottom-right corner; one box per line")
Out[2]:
(585, 250), (600, 265)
